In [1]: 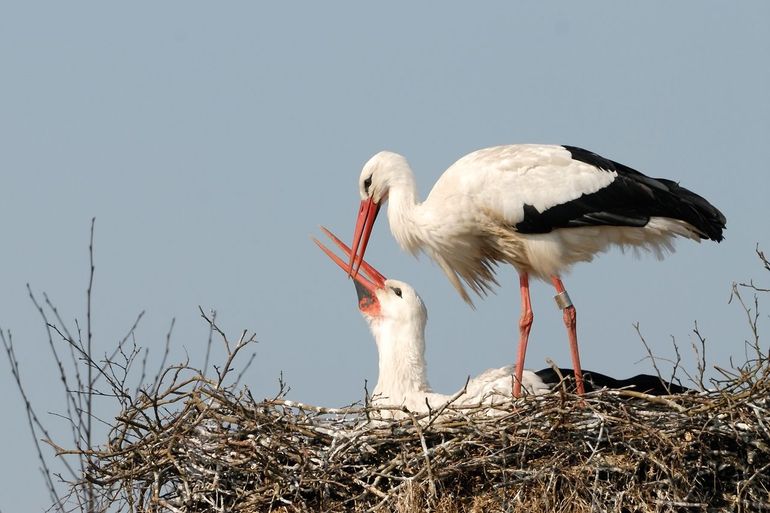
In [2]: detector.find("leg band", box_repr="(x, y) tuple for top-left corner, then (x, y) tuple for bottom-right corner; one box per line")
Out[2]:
(554, 290), (573, 310)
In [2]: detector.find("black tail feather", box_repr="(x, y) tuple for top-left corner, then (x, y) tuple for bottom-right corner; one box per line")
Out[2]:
(654, 178), (726, 242)
(561, 145), (727, 242)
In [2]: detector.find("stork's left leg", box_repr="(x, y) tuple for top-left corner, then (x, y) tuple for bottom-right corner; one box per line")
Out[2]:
(513, 272), (534, 398)
(550, 276), (586, 395)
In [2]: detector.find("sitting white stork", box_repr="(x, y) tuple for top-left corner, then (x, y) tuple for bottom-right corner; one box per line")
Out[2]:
(315, 227), (686, 416)
(346, 145), (726, 396)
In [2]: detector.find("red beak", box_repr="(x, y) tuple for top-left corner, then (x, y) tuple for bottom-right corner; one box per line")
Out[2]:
(347, 197), (381, 279)
(314, 226), (386, 315)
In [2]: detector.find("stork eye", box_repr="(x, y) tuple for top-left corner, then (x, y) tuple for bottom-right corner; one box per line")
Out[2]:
(391, 287), (402, 298)
(363, 176), (372, 194)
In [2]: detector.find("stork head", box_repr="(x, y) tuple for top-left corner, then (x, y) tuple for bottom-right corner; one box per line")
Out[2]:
(357, 277), (427, 329)
(348, 151), (411, 278)
(314, 226), (427, 330)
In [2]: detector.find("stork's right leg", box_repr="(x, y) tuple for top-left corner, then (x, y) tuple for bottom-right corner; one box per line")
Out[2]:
(513, 272), (533, 398)
(550, 275), (586, 396)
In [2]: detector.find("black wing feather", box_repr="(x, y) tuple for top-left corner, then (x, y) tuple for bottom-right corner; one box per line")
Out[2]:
(514, 145), (726, 242)
(535, 367), (690, 395)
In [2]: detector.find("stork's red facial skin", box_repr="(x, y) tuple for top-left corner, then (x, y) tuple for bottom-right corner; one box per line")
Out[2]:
(348, 197), (380, 278)
(314, 226), (386, 318)
(354, 280), (381, 317)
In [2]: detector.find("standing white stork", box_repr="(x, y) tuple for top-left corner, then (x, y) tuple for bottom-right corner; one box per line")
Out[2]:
(315, 227), (687, 416)
(346, 145), (726, 396)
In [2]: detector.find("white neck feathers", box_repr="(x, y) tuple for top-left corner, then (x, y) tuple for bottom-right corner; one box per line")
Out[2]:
(368, 311), (432, 403)
(384, 165), (425, 256)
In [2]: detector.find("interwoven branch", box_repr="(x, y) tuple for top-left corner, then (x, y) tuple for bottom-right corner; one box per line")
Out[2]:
(59, 364), (770, 513)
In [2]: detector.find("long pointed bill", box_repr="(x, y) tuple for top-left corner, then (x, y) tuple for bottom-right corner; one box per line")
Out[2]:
(348, 197), (381, 279)
(314, 226), (386, 315)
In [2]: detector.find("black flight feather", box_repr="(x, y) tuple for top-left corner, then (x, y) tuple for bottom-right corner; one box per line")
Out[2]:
(514, 145), (726, 242)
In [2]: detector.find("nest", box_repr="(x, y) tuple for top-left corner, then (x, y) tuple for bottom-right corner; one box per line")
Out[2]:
(63, 358), (770, 513)
(44, 246), (770, 512)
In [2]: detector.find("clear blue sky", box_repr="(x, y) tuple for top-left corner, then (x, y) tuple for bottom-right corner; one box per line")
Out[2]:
(1, 2), (768, 511)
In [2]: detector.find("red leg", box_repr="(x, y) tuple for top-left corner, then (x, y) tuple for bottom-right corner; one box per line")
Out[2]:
(513, 272), (533, 398)
(550, 275), (585, 395)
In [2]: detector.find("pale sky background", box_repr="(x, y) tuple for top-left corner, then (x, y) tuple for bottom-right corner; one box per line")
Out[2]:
(1, 2), (769, 511)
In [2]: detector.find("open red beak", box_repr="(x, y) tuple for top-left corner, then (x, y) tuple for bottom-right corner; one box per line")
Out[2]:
(347, 197), (381, 279)
(314, 226), (386, 316)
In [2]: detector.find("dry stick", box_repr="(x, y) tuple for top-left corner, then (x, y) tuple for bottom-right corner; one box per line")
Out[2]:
(27, 286), (83, 475)
(584, 418), (605, 465)
(215, 329), (256, 388)
(40, 289), (90, 444)
(202, 309), (215, 378)
(422, 377), (471, 430)
(611, 390), (687, 413)
(198, 307), (254, 388)
(407, 409), (437, 498)
(634, 322), (667, 387)
(668, 334), (684, 392)
(137, 347), (151, 398)
(46, 322), (127, 406)
(739, 278), (770, 293)
(100, 311), (145, 402)
(730, 282), (761, 349)
(1, 329), (67, 508)
(233, 351), (257, 389)
(44, 292), (91, 429)
(199, 307), (227, 347)
(755, 243), (770, 272)
(85, 217), (96, 513)
(738, 462), (770, 509)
